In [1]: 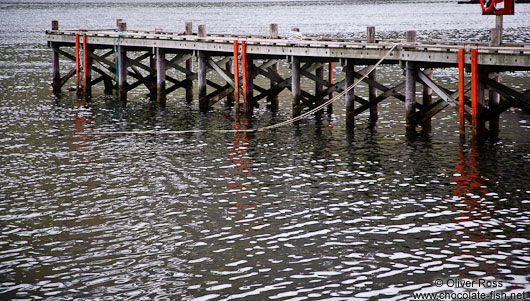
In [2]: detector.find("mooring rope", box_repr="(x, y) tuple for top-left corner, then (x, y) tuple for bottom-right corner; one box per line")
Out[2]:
(96, 43), (400, 135)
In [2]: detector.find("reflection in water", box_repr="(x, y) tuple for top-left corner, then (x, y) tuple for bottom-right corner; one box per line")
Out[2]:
(228, 116), (253, 208)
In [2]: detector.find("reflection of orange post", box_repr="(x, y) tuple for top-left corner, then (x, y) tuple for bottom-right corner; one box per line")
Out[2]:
(83, 34), (88, 90)
(75, 33), (80, 89)
(328, 62), (333, 114)
(458, 48), (465, 135)
(241, 41), (248, 109)
(233, 40), (239, 105)
(471, 48), (478, 136)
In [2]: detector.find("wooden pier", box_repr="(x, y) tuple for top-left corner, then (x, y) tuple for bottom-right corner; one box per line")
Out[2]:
(46, 20), (530, 138)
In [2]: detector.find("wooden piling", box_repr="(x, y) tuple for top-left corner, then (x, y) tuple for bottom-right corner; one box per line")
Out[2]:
(117, 22), (127, 102)
(315, 66), (324, 119)
(471, 48), (478, 136)
(225, 59), (234, 107)
(233, 40), (240, 108)
(327, 62), (333, 114)
(345, 59), (355, 129)
(185, 22), (193, 102)
(292, 56), (301, 118)
(367, 26), (377, 123)
(405, 30), (417, 134)
(489, 73), (500, 139)
(198, 25), (208, 111)
(422, 69), (433, 133)
(51, 20), (60, 94)
(156, 47), (166, 106)
(268, 24), (280, 112)
(458, 48), (465, 135)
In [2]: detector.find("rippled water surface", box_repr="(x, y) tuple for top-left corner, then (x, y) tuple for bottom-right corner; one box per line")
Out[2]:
(1, 0), (530, 300)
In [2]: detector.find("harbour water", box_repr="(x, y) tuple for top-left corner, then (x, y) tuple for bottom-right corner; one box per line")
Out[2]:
(1, 0), (530, 299)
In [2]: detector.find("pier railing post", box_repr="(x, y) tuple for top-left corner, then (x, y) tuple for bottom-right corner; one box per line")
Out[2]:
(367, 26), (377, 123)
(345, 59), (355, 130)
(268, 24), (280, 112)
(117, 21), (127, 102)
(185, 22), (193, 102)
(51, 20), (61, 94)
(156, 47), (166, 106)
(198, 25), (208, 111)
(405, 30), (417, 135)
(292, 56), (301, 118)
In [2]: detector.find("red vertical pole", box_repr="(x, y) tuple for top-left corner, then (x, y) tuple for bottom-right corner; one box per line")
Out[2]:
(233, 40), (239, 105)
(75, 33), (80, 88)
(241, 41), (248, 107)
(458, 48), (465, 134)
(471, 48), (478, 136)
(83, 34), (88, 90)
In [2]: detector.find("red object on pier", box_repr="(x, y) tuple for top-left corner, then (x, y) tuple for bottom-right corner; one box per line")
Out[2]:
(75, 33), (80, 88)
(233, 40), (239, 104)
(458, 48), (465, 133)
(480, 0), (514, 15)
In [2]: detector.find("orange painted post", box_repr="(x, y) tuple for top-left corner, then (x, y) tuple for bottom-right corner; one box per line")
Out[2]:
(75, 33), (80, 89)
(328, 62), (333, 114)
(458, 48), (465, 135)
(241, 41), (248, 108)
(471, 48), (478, 136)
(83, 34), (88, 90)
(233, 40), (239, 105)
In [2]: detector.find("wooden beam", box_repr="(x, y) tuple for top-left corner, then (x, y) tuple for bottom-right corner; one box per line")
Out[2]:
(353, 81), (406, 115)
(207, 57), (235, 87)
(417, 69), (457, 106)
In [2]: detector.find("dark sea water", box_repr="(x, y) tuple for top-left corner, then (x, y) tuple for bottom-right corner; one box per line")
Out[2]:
(1, 0), (529, 300)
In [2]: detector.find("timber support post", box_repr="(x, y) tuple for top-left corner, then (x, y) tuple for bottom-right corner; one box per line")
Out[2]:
(51, 20), (60, 94)
(268, 23), (280, 112)
(185, 22), (194, 102)
(315, 65), (324, 119)
(117, 21), (127, 102)
(198, 24), (208, 111)
(292, 56), (301, 118)
(489, 73), (500, 140)
(422, 68), (433, 133)
(405, 30), (417, 135)
(156, 47), (166, 106)
(458, 48), (465, 136)
(367, 26), (378, 124)
(345, 59), (355, 130)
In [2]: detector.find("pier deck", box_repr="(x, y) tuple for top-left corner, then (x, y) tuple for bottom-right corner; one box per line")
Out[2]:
(45, 21), (530, 139)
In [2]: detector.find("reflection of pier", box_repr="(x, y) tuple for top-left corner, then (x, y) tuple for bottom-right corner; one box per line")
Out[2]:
(46, 20), (530, 138)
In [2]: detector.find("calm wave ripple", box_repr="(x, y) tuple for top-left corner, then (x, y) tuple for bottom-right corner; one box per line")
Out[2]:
(1, 0), (530, 300)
